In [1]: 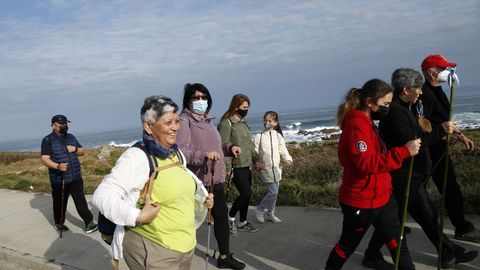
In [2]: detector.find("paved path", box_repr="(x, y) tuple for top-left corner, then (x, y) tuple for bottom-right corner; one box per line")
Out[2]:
(0, 189), (479, 269)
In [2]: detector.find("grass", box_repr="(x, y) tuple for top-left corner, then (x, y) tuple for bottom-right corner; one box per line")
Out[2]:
(1, 130), (479, 213)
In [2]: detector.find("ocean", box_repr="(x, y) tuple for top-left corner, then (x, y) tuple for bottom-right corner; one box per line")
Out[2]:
(2, 90), (479, 152)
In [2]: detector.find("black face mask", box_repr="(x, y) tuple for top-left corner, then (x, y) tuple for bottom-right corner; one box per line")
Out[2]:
(237, 109), (248, 118)
(59, 125), (69, 135)
(371, 105), (390, 120)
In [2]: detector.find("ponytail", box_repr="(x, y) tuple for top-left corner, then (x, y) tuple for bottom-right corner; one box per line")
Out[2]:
(336, 88), (361, 126)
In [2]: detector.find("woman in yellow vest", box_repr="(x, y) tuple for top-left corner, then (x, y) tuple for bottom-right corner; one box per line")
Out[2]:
(93, 96), (214, 270)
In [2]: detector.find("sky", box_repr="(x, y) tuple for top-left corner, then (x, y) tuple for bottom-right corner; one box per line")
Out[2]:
(0, 0), (479, 143)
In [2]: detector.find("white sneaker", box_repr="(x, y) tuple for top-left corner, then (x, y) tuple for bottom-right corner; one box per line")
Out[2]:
(265, 213), (282, 223)
(255, 208), (265, 223)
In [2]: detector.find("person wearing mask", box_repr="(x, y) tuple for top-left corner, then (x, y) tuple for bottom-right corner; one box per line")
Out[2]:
(420, 55), (479, 243)
(218, 94), (258, 234)
(363, 68), (477, 269)
(93, 96), (214, 270)
(253, 111), (293, 224)
(325, 79), (421, 270)
(40, 115), (98, 234)
(177, 83), (246, 269)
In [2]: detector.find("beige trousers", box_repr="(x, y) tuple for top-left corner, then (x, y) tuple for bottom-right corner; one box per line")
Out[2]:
(123, 229), (194, 270)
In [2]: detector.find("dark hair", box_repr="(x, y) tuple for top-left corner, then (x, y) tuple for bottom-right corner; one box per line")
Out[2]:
(140, 95), (178, 123)
(182, 83), (213, 113)
(391, 68), (425, 94)
(221, 94), (251, 120)
(336, 79), (392, 126)
(264, 111), (283, 137)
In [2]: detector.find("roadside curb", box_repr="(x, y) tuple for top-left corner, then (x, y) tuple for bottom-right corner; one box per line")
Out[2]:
(0, 246), (78, 270)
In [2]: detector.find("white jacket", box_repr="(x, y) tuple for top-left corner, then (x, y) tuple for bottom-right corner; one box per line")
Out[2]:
(253, 130), (292, 183)
(92, 147), (208, 261)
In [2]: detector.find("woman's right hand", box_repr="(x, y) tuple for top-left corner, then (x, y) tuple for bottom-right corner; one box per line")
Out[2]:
(441, 121), (456, 134)
(405, 138), (421, 156)
(136, 194), (160, 225)
(206, 151), (221, 161)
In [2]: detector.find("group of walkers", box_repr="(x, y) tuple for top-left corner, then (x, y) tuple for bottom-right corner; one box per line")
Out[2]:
(325, 55), (479, 270)
(40, 54), (479, 270)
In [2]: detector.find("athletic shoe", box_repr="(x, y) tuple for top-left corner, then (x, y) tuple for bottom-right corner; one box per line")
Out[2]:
(454, 227), (480, 243)
(237, 222), (259, 233)
(217, 253), (246, 269)
(255, 208), (265, 223)
(265, 213), (282, 223)
(228, 220), (237, 235)
(55, 224), (69, 232)
(84, 221), (98, 234)
(362, 255), (394, 270)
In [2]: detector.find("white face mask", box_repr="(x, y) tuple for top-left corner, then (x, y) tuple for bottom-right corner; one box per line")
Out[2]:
(192, 100), (208, 114)
(437, 69), (450, 83)
(265, 123), (275, 129)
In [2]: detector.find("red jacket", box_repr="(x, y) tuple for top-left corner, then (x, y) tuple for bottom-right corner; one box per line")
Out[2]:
(338, 110), (411, 209)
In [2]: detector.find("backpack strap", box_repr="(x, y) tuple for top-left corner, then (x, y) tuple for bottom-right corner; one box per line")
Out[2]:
(138, 156), (181, 205)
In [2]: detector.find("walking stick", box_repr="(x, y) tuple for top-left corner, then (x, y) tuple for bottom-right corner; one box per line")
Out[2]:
(205, 160), (215, 270)
(59, 170), (65, 238)
(394, 154), (415, 270)
(225, 158), (236, 202)
(437, 67), (458, 270)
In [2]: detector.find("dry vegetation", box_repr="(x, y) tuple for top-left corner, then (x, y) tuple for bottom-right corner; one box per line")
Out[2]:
(1, 129), (479, 213)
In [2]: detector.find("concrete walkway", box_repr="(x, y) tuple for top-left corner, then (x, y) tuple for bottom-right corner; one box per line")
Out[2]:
(0, 189), (479, 270)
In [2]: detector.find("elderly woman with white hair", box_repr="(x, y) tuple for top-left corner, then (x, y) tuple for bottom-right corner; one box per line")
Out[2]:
(93, 95), (214, 270)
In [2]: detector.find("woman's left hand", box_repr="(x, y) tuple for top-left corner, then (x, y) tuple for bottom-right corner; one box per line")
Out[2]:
(205, 193), (214, 209)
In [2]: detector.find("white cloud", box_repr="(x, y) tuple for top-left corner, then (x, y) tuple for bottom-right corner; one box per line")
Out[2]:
(0, 0), (479, 142)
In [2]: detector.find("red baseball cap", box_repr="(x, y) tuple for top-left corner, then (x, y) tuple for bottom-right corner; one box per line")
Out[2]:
(421, 54), (457, 70)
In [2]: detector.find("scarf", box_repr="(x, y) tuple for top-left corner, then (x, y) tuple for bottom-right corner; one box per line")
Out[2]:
(142, 130), (178, 159)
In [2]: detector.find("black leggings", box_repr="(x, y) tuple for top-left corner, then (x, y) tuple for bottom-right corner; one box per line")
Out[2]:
(228, 167), (252, 222)
(325, 197), (414, 270)
(51, 178), (93, 226)
(209, 183), (230, 256)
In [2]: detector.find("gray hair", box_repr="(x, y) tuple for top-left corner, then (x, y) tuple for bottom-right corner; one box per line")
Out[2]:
(140, 95), (178, 123)
(391, 68), (425, 93)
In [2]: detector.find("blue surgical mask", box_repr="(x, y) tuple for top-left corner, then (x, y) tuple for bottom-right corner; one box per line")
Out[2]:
(192, 100), (208, 114)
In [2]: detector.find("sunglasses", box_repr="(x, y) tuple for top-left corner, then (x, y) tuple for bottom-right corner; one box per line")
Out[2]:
(191, 95), (208, 101)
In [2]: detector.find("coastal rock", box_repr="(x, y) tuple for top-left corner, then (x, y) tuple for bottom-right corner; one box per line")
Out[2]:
(97, 145), (114, 161)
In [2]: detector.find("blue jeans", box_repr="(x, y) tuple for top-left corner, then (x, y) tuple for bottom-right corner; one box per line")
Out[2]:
(258, 181), (279, 214)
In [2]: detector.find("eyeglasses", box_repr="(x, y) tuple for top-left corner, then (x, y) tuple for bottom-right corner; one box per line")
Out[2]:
(191, 95), (208, 101)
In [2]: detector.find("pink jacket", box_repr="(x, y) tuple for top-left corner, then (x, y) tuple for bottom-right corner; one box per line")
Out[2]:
(177, 110), (234, 186)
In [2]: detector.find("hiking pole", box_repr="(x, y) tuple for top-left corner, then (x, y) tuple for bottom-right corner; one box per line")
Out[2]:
(437, 68), (458, 270)
(59, 170), (65, 238)
(205, 159), (215, 270)
(394, 154), (415, 270)
(225, 158), (236, 202)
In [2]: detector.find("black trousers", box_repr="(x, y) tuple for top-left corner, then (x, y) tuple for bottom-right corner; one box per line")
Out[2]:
(51, 178), (93, 226)
(430, 148), (472, 233)
(228, 167), (252, 222)
(209, 183), (230, 256)
(366, 175), (465, 261)
(325, 197), (414, 270)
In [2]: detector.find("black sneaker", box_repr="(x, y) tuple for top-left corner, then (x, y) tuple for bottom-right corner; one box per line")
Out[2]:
(362, 255), (394, 270)
(237, 222), (259, 233)
(84, 221), (98, 234)
(55, 224), (69, 232)
(441, 249), (477, 269)
(217, 253), (246, 269)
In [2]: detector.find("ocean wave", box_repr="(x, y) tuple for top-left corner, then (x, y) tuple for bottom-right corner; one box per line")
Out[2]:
(453, 112), (480, 130)
(107, 140), (138, 148)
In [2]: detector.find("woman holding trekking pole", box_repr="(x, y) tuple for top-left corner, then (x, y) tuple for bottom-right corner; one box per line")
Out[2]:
(218, 94), (258, 234)
(325, 79), (421, 270)
(93, 96), (213, 270)
(177, 83), (246, 269)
